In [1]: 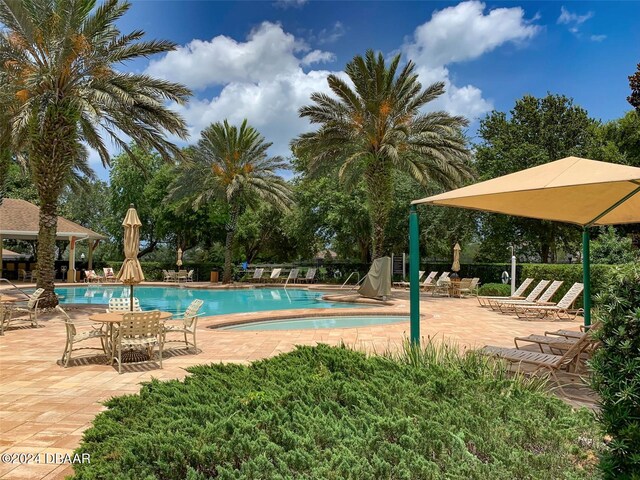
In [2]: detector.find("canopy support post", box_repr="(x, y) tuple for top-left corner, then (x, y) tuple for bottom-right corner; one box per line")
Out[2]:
(409, 205), (420, 345)
(582, 227), (591, 328)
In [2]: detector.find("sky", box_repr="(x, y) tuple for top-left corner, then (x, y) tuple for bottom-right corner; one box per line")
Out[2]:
(94, 0), (640, 179)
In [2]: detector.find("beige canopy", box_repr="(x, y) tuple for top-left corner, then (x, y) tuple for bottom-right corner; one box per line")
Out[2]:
(412, 157), (640, 227)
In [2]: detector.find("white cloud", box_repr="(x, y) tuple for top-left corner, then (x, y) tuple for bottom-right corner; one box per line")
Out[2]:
(316, 21), (346, 45)
(590, 34), (606, 42)
(273, 0), (307, 9)
(403, 1), (539, 120)
(301, 50), (336, 65)
(557, 6), (593, 25)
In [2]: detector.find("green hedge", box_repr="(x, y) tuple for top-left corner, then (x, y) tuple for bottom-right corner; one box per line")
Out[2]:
(71, 343), (600, 479)
(422, 262), (520, 285)
(477, 283), (511, 296)
(106, 261), (223, 282)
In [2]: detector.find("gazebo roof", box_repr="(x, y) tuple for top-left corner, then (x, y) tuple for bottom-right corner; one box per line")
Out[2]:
(0, 198), (107, 241)
(2, 248), (25, 259)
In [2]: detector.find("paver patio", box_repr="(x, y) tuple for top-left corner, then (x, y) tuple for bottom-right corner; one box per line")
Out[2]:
(0, 284), (590, 479)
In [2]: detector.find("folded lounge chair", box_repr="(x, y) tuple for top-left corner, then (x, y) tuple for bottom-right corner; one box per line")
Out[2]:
(283, 268), (299, 284)
(496, 280), (564, 313)
(514, 283), (584, 320)
(477, 278), (533, 307)
(264, 268), (282, 283)
(298, 267), (317, 284)
(246, 268), (264, 283)
(423, 272), (449, 294)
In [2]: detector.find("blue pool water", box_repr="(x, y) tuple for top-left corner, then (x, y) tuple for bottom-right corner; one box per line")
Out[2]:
(221, 316), (409, 331)
(50, 286), (363, 317)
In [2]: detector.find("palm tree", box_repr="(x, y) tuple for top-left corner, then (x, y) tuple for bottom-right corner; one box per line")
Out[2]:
(173, 120), (292, 283)
(293, 50), (473, 259)
(0, 0), (191, 306)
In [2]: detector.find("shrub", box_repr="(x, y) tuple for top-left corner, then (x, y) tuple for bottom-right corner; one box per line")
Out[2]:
(106, 261), (223, 282)
(72, 343), (600, 479)
(590, 263), (640, 479)
(477, 283), (511, 296)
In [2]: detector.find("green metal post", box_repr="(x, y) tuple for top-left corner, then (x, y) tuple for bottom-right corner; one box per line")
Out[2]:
(409, 205), (420, 344)
(582, 227), (591, 327)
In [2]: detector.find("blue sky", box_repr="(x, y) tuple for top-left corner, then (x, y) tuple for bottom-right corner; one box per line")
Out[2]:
(96, 0), (640, 178)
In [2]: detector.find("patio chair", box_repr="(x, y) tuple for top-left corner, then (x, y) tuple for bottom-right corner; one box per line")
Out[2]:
(479, 332), (593, 387)
(298, 268), (317, 284)
(395, 271), (425, 288)
(494, 280), (563, 313)
(423, 272), (448, 294)
(429, 272), (451, 296)
(283, 268), (299, 284)
(84, 270), (103, 283)
(167, 270), (178, 282)
(186, 270), (195, 282)
(18, 269), (35, 282)
(513, 322), (600, 354)
(107, 297), (141, 313)
(57, 306), (107, 367)
(177, 270), (188, 282)
(112, 310), (164, 374)
(488, 279), (551, 311)
(477, 278), (534, 307)
(0, 303), (14, 335)
(264, 268), (282, 283)
(162, 270), (172, 282)
(246, 268), (264, 283)
(11, 287), (45, 330)
(103, 267), (117, 283)
(514, 283), (584, 320)
(460, 277), (480, 297)
(163, 299), (204, 352)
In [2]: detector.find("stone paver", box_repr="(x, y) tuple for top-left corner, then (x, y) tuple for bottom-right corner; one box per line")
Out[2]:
(0, 285), (586, 479)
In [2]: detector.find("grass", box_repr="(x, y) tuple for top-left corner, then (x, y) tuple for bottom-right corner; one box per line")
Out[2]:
(71, 342), (601, 479)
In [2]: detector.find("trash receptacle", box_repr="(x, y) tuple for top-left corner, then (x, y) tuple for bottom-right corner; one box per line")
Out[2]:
(210, 271), (219, 283)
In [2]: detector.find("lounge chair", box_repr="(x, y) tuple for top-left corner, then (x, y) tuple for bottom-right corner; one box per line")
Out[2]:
(395, 271), (425, 288)
(423, 272), (449, 294)
(103, 267), (117, 283)
(491, 279), (558, 312)
(495, 280), (563, 313)
(479, 332), (593, 385)
(246, 268), (264, 283)
(10, 288), (44, 332)
(58, 306), (107, 367)
(459, 277), (480, 297)
(186, 270), (194, 282)
(264, 268), (282, 283)
(107, 297), (142, 313)
(514, 283), (584, 320)
(477, 278), (534, 307)
(112, 310), (164, 374)
(298, 268), (317, 284)
(513, 322), (600, 354)
(84, 270), (102, 283)
(283, 268), (299, 284)
(163, 299), (203, 353)
(430, 273), (452, 296)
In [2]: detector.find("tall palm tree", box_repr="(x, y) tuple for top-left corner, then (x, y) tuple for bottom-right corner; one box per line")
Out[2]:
(173, 120), (292, 283)
(293, 50), (473, 259)
(0, 0), (191, 306)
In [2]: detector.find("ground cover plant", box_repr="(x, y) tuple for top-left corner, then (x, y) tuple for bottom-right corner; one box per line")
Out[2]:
(72, 343), (600, 479)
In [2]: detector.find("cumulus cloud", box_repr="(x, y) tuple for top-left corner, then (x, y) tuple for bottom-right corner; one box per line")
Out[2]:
(557, 6), (593, 25)
(403, 1), (539, 119)
(273, 0), (307, 9)
(302, 50), (336, 65)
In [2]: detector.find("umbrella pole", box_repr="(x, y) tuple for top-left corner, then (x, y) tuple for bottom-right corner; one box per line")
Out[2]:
(582, 227), (591, 328)
(409, 205), (420, 345)
(130, 285), (133, 312)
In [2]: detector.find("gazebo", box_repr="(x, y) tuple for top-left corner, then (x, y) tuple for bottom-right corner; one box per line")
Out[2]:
(0, 198), (106, 281)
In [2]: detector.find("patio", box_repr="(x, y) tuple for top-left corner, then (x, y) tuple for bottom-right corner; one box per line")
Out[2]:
(0, 286), (592, 479)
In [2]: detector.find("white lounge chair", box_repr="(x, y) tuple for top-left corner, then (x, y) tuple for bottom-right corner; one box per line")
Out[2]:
(283, 268), (299, 284)
(395, 271), (425, 288)
(514, 283), (585, 320)
(264, 268), (282, 283)
(488, 279), (550, 311)
(477, 278), (534, 307)
(494, 280), (563, 313)
(103, 267), (117, 283)
(298, 268), (317, 284)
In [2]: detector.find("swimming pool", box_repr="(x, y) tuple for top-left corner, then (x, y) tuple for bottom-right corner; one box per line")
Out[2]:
(220, 316), (408, 331)
(51, 286), (364, 317)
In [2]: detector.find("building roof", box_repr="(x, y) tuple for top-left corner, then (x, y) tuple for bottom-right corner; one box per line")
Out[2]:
(0, 198), (107, 241)
(2, 248), (25, 259)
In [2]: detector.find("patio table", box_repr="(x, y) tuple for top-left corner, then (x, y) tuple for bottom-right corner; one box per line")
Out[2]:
(89, 311), (172, 364)
(0, 295), (22, 303)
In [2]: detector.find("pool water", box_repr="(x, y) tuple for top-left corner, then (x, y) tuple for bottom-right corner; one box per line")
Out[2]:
(221, 316), (408, 331)
(51, 286), (363, 317)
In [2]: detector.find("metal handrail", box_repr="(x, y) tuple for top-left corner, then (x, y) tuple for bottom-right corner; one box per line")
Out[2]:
(0, 278), (30, 297)
(341, 271), (360, 289)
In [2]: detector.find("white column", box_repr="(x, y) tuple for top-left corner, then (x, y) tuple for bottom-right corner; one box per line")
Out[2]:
(87, 240), (94, 270)
(67, 236), (76, 282)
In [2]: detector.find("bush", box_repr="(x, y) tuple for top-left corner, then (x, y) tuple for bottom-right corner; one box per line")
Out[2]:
(590, 263), (640, 479)
(477, 283), (511, 296)
(423, 262), (520, 285)
(72, 343), (600, 479)
(106, 261), (223, 282)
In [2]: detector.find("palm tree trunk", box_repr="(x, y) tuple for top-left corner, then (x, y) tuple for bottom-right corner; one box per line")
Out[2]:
(0, 148), (9, 206)
(364, 162), (392, 259)
(222, 203), (241, 284)
(37, 200), (59, 307)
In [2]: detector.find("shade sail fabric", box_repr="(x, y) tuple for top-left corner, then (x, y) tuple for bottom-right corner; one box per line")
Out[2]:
(116, 206), (145, 285)
(358, 257), (391, 299)
(452, 243), (461, 272)
(412, 157), (640, 227)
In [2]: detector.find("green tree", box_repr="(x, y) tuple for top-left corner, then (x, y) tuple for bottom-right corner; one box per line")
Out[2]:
(293, 50), (473, 259)
(475, 93), (623, 262)
(0, 0), (190, 306)
(590, 227), (638, 264)
(173, 120), (292, 283)
(628, 62), (640, 113)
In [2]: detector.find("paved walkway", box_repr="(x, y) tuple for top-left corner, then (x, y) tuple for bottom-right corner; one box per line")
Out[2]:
(0, 285), (588, 479)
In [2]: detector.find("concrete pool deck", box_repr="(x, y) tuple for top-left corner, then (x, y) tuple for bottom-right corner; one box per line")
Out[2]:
(0, 282), (591, 479)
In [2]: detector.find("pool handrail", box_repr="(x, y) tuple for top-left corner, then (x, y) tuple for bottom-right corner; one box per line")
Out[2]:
(0, 278), (31, 298)
(341, 272), (360, 289)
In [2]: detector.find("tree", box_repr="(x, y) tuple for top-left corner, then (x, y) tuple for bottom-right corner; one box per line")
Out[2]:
(0, 0), (190, 306)
(173, 120), (292, 283)
(591, 227), (638, 264)
(475, 93), (623, 262)
(628, 62), (640, 113)
(293, 50), (473, 259)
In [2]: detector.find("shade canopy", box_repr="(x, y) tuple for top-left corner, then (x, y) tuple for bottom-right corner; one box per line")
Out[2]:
(116, 205), (144, 286)
(412, 157), (640, 227)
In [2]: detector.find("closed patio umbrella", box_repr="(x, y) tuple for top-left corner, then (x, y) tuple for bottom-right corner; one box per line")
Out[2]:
(451, 243), (461, 274)
(116, 204), (145, 311)
(407, 157), (640, 343)
(176, 248), (183, 268)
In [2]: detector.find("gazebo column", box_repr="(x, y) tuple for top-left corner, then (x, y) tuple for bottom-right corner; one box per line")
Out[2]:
(67, 236), (76, 282)
(0, 233), (3, 278)
(87, 240), (95, 270)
